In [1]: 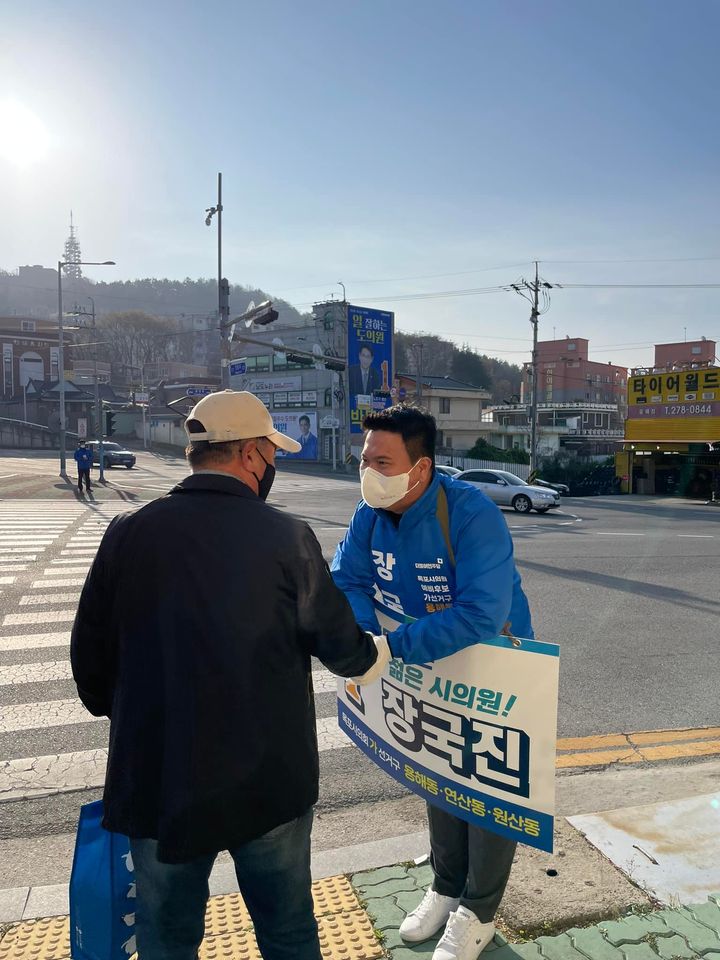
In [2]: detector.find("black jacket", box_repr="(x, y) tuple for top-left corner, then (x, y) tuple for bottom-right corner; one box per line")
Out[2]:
(71, 473), (376, 862)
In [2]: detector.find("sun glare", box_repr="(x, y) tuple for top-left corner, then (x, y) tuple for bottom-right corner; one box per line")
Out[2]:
(0, 99), (51, 167)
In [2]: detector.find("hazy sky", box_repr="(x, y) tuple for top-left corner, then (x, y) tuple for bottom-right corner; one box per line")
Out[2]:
(2, 0), (719, 367)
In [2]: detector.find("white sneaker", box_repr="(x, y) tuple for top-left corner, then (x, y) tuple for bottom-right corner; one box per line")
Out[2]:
(399, 889), (460, 943)
(433, 906), (496, 960)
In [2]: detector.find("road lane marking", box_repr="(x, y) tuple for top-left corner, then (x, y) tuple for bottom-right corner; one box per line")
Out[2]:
(677, 534), (714, 538)
(20, 593), (78, 605)
(31, 579), (85, 588)
(0, 660), (72, 685)
(0, 632), (70, 651)
(0, 698), (96, 733)
(3, 610), (75, 625)
(557, 726), (720, 769)
(595, 532), (645, 536)
(0, 717), (351, 800)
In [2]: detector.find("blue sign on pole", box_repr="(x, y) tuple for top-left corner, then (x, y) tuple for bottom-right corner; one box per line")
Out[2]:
(186, 387), (211, 397)
(229, 361), (247, 376)
(347, 305), (394, 435)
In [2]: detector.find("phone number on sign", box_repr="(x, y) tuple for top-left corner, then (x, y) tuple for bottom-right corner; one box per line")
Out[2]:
(664, 404), (713, 416)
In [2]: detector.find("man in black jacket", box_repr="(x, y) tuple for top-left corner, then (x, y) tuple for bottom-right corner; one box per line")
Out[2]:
(71, 390), (387, 960)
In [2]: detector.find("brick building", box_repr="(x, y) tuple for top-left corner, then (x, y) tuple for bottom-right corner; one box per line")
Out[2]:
(1, 316), (60, 400)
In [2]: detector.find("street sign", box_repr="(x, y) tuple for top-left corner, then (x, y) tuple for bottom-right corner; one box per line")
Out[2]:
(186, 387), (211, 398)
(320, 416), (340, 429)
(230, 361), (247, 376)
(77, 418), (87, 439)
(135, 392), (149, 403)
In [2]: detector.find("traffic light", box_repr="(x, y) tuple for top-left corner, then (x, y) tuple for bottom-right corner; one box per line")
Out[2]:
(285, 352), (314, 368)
(105, 411), (116, 437)
(238, 300), (278, 327)
(219, 278), (230, 316)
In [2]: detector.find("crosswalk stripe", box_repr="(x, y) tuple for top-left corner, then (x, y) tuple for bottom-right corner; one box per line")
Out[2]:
(0, 718), (352, 800)
(0, 698), (96, 734)
(0, 576), (16, 585)
(0, 633), (70, 651)
(3, 610), (75, 625)
(0, 661), (72, 685)
(0, 749), (109, 800)
(50, 559), (93, 565)
(31, 579), (85, 588)
(42, 568), (88, 576)
(20, 593), (77, 606)
(0, 564), (29, 571)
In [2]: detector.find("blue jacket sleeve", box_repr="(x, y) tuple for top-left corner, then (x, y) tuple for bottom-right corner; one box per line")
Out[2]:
(507, 567), (535, 641)
(388, 500), (515, 665)
(330, 504), (381, 634)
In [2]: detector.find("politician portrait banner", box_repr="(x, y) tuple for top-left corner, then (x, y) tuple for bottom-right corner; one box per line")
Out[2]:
(272, 411), (319, 460)
(347, 305), (394, 434)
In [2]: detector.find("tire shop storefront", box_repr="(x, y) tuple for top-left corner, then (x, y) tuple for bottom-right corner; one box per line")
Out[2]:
(616, 364), (720, 498)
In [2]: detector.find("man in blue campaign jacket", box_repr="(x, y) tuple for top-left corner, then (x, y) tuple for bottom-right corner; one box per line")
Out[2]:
(332, 405), (534, 960)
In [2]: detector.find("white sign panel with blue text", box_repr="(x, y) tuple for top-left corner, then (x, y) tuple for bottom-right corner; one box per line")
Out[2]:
(338, 612), (559, 852)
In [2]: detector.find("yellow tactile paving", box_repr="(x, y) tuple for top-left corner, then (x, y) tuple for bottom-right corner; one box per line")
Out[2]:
(0, 877), (380, 960)
(317, 909), (384, 959)
(556, 726), (720, 769)
(0, 918), (69, 960)
(312, 874), (362, 917)
(199, 910), (383, 960)
(204, 891), (253, 935)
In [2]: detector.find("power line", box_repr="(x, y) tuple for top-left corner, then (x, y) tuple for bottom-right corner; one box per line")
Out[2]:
(559, 283), (720, 289)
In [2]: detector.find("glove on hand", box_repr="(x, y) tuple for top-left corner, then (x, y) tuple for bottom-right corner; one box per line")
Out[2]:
(352, 635), (391, 685)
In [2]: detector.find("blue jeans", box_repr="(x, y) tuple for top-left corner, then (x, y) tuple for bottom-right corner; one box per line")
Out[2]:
(130, 808), (320, 960)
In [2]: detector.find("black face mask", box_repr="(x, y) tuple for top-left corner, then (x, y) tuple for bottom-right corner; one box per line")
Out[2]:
(254, 450), (276, 501)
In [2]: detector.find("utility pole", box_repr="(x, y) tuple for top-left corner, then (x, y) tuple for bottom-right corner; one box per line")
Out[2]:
(205, 173), (230, 388)
(508, 263), (554, 474)
(529, 261), (540, 475)
(413, 342), (425, 401)
(88, 297), (106, 482)
(69, 298), (106, 481)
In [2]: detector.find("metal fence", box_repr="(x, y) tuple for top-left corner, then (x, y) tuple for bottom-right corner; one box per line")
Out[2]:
(436, 455), (530, 480)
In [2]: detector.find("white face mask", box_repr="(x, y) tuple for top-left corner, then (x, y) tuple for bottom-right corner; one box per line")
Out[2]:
(360, 463), (420, 509)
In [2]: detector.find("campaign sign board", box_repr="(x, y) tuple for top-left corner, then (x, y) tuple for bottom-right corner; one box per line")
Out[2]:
(337, 610), (559, 852)
(272, 411), (319, 461)
(347, 305), (394, 434)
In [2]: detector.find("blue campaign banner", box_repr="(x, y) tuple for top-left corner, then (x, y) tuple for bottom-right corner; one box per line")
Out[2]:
(337, 613), (559, 853)
(338, 704), (554, 853)
(347, 305), (394, 434)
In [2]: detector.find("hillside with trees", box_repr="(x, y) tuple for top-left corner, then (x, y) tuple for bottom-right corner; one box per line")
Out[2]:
(0, 271), (304, 327)
(395, 331), (523, 403)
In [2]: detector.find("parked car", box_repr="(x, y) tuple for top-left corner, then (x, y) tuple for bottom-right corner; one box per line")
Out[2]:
(533, 477), (570, 496)
(86, 441), (136, 470)
(456, 468), (560, 513)
(435, 464), (462, 478)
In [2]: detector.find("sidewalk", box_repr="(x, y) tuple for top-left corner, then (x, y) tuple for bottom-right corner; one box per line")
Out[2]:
(2, 864), (720, 960)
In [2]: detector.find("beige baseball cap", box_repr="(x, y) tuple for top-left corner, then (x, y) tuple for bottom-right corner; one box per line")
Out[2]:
(184, 390), (302, 453)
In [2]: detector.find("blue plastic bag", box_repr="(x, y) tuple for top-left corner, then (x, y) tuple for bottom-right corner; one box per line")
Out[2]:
(70, 800), (136, 960)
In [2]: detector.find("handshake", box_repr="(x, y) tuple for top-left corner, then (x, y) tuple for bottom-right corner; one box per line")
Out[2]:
(351, 634), (392, 686)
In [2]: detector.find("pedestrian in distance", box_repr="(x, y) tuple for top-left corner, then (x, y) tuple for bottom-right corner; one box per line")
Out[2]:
(71, 390), (385, 960)
(74, 441), (93, 493)
(332, 404), (535, 960)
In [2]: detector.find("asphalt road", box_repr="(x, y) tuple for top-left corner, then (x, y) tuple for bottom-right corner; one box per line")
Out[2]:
(0, 448), (718, 875)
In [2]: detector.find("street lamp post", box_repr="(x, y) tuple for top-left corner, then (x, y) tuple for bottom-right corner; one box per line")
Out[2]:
(57, 259), (115, 475)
